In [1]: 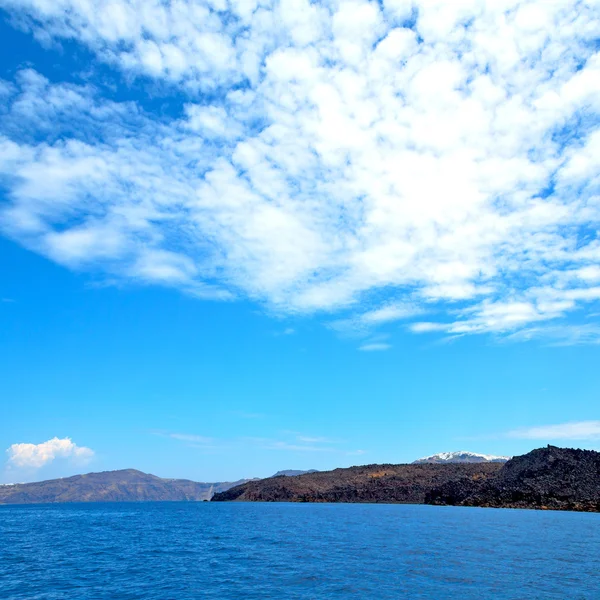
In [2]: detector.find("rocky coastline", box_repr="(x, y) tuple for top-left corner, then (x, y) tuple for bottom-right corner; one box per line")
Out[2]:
(213, 446), (600, 513)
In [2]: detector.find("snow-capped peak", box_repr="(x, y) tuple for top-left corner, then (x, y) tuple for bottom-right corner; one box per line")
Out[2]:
(413, 451), (511, 464)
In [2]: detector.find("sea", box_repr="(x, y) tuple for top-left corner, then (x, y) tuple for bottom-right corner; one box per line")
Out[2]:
(1, 502), (599, 599)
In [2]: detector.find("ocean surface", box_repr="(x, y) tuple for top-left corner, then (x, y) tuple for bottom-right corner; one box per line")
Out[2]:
(1, 502), (599, 599)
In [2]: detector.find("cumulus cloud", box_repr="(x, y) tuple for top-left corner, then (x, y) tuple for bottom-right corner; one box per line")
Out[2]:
(6, 437), (94, 468)
(507, 421), (600, 441)
(0, 0), (600, 341)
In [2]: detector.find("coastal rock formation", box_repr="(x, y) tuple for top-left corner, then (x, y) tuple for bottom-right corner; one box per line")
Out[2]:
(426, 445), (600, 512)
(413, 451), (510, 464)
(0, 469), (249, 504)
(213, 447), (600, 512)
(212, 463), (502, 503)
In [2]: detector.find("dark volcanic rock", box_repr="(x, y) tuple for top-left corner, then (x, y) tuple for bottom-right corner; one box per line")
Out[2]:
(213, 447), (600, 512)
(212, 463), (503, 503)
(0, 470), (248, 504)
(426, 446), (600, 512)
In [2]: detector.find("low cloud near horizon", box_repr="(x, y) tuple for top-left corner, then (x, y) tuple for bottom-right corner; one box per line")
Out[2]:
(0, 1), (599, 343)
(507, 420), (600, 441)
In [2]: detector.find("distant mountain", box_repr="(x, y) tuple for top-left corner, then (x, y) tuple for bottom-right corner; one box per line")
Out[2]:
(0, 470), (250, 505)
(413, 451), (510, 464)
(272, 469), (319, 477)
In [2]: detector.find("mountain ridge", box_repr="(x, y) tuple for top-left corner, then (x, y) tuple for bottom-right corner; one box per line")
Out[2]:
(0, 469), (250, 504)
(413, 451), (510, 464)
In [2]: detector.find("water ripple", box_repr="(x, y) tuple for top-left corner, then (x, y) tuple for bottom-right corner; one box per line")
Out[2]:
(1, 503), (599, 599)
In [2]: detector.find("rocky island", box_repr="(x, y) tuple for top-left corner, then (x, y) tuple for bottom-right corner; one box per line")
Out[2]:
(213, 446), (600, 512)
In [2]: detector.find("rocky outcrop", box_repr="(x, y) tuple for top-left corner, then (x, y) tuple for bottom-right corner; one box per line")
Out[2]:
(426, 446), (600, 512)
(0, 470), (249, 504)
(212, 463), (503, 503)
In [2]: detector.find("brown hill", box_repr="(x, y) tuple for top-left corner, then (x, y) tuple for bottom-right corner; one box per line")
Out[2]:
(213, 446), (600, 513)
(211, 462), (503, 503)
(0, 469), (248, 504)
(426, 445), (600, 512)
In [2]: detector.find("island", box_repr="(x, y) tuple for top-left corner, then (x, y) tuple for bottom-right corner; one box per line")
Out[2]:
(212, 446), (600, 512)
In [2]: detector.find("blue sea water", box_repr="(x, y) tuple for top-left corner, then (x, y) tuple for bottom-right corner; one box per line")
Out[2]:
(1, 502), (599, 599)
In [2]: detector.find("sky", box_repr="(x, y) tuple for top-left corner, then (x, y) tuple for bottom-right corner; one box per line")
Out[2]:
(1, 0), (600, 484)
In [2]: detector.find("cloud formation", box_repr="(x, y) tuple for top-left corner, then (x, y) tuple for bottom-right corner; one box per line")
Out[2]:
(168, 433), (214, 444)
(246, 432), (360, 454)
(0, 1), (599, 340)
(507, 421), (600, 440)
(6, 437), (94, 468)
(359, 342), (392, 352)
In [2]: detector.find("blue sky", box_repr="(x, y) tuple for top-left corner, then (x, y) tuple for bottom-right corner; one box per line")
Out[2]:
(1, 0), (600, 483)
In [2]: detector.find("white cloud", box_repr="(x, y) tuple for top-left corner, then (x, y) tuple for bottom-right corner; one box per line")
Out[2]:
(359, 342), (392, 352)
(296, 435), (336, 443)
(263, 441), (335, 452)
(0, 1), (600, 342)
(246, 432), (350, 453)
(505, 324), (600, 346)
(360, 304), (421, 325)
(169, 433), (214, 444)
(410, 322), (448, 334)
(6, 437), (94, 468)
(346, 449), (366, 456)
(152, 430), (216, 446)
(507, 421), (600, 441)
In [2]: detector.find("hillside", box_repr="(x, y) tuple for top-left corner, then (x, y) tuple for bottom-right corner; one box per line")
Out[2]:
(0, 470), (248, 504)
(213, 446), (600, 512)
(212, 462), (503, 503)
(426, 445), (600, 512)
